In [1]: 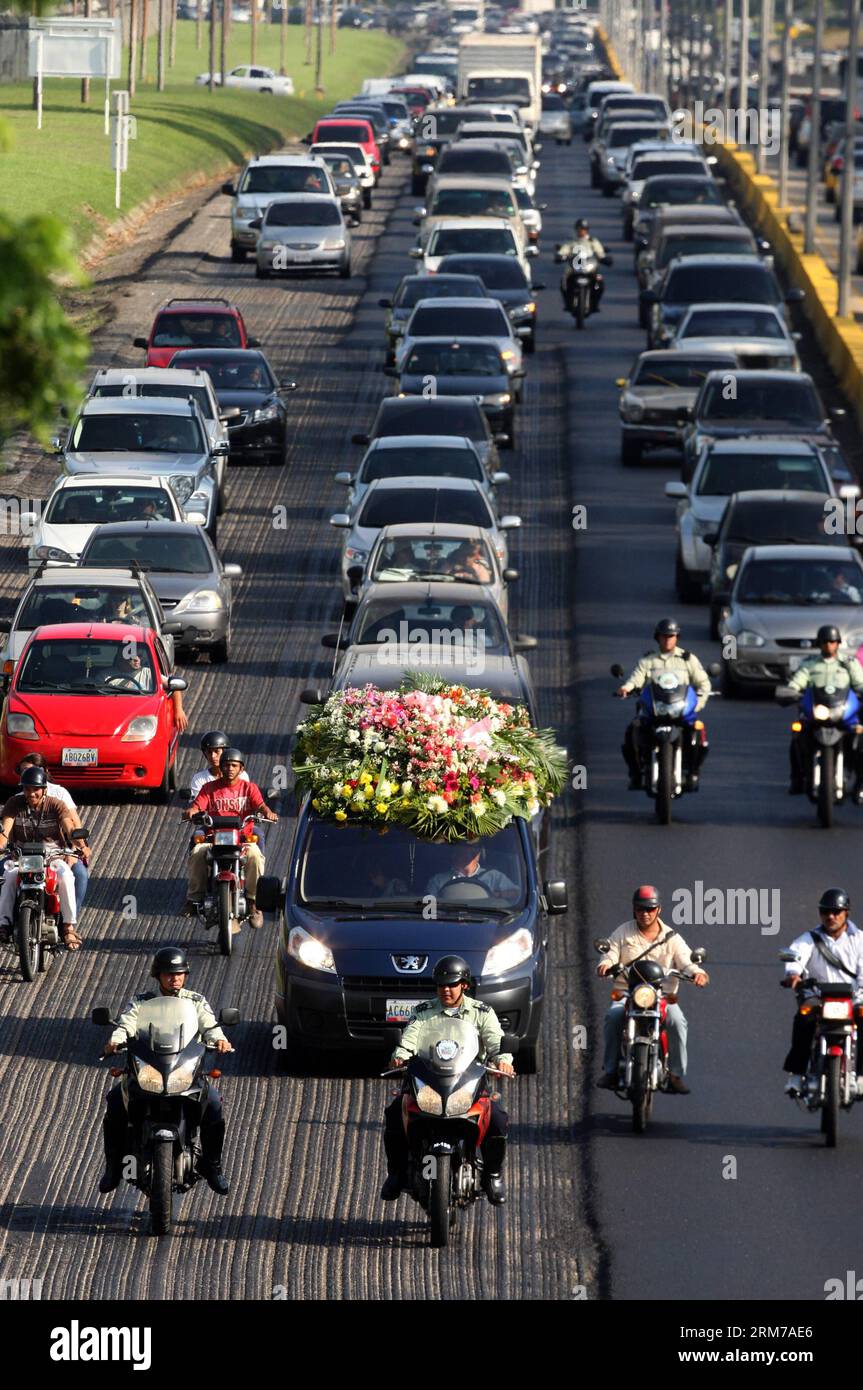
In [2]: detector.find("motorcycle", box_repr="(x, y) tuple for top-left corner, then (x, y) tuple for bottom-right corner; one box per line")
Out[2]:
(554, 243), (613, 329)
(595, 936), (707, 1132)
(611, 662), (719, 825)
(777, 683), (861, 828)
(779, 949), (859, 1147)
(381, 1017), (517, 1249)
(188, 809), (271, 956)
(7, 832), (88, 982)
(92, 997), (239, 1235)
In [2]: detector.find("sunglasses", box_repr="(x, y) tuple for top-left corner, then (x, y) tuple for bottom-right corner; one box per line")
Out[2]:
(634, 905), (658, 913)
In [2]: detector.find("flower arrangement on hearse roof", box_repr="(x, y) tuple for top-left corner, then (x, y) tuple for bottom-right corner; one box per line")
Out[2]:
(292, 675), (568, 841)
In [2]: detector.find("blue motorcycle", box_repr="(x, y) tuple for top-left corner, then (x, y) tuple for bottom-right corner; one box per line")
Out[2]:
(793, 685), (861, 828)
(612, 664), (711, 825)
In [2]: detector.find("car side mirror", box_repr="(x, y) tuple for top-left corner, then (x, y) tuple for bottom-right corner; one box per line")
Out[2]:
(300, 687), (324, 705)
(543, 879), (568, 915)
(499, 514), (522, 529)
(513, 633), (537, 651)
(378, 297), (392, 308)
(221, 181), (236, 196)
(492, 471), (510, 484)
(281, 380), (298, 392)
(786, 287), (805, 303)
(703, 531), (718, 546)
(218, 1007), (241, 1027)
(408, 247), (424, 258)
(515, 327), (532, 339)
(322, 632), (348, 649)
(133, 336), (148, 349)
(166, 676), (188, 692)
(247, 337), (261, 348)
(346, 564), (364, 587)
(50, 435), (64, 453)
(351, 432), (370, 445)
(219, 406), (241, 421)
(329, 513), (351, 527)
(91, 1007), (112, 1026)
(665, 481), (687, 498)
(493, 432), (510, 445)
(532, 281), (546, 290)
(502, 567), (518, 582)
(334, 471), (353, 484)
(525, 245), (539, 258)
(213, 440), (230, 455)
(161, 621), (185, 635)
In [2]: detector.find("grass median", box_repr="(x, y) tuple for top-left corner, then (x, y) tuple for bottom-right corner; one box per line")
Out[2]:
(0, 22), (403, 250)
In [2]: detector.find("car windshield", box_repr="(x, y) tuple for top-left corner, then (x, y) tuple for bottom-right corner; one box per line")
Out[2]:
(371, 534), (495, 583)
(264, 201), (341, 226)
(171, 355), (274, 390)
(45, 486), (175, 525)
(417, 108), (468, 137)
(72, 413), (203, 453)
(437, 149), (514, 177)
(698, 451), (824, 495)
(632, 157), (703, 179)
(466, 76), (531, 105)
(440, 256), (528, 289)
(658, 234), (752, 265)
(152, 314), (241, 348)
(355, 597), (506, 649)
(403, 342), (503, 376)
(375, 400), (487, 441)
(326, 158), (355, 178)
(634, 356), (732, 387)
(724, 500), (832, 544)
(409, 306), (508, 337)
(666, 264), (778, 304)
(298, 818), (527, 912)
(18, 586), (150, 628)
(240, 166), (328, 194)
(608, 124), (664, 146)
(700, 379), (820, 422)
(396, 276), (486, 307)
(358, 487), (492, 529)
(542, 93), (565, 110)
(83, 532), (212, 573)
(644, 178), (722, 206)
(736, 559), (863, 605)
(430, 188), (516, 217)
(681, 308), (785, 338)
(429, 227), (517, 257)
(316, 123), (371, 142)
(93, 382), (214, 419)
(361, 447), (482, 482)
(17, 638), (156, 694)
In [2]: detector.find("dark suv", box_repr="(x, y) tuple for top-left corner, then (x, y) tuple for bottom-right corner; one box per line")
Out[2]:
(644, 255), (801, 349)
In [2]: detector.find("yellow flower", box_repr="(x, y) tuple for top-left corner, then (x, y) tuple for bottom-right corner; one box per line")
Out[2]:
(359, 771), (373, 786)
(334, 809), (347, 822)
(401, 798), (411, 807)
(376, 801), (388, 814)
(312, 797), (322, 811)
(340, 784), (352, 798)
(364, 785), (375, 799)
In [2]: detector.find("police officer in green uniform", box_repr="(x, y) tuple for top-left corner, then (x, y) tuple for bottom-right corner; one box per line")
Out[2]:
(98, 945), (234, 1196)
(380, 955), (514, 1206)
(784, 624), (863, 802)
(616, 617), (712, 790)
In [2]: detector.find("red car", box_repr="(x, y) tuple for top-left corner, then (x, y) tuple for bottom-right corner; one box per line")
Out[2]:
(133, 298), (260, 369)
(309, 118), (381, 176)
(0, 624), (186, 800)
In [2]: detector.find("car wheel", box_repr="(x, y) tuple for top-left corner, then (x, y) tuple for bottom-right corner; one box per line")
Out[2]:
(857, 248), (863, 275)
(675, 552), (700, 603)
(518, 1038), (539, 1075)
(230, 243), (246, 262)
(210, 635), (230, 664)
(260, 86), (272, 94)
(504, 414), (515, 448)
(589, 163), (600, 188)
(523, 333), (535, 354)
(621, 436), (641, 466)
(623, 219), (633, 242)
(566, 138), (573, 146)
(208, 516), (217, 547)
(363, 188), (373, 207)
(353, 207), (363, 225)
(835, 203), (841, 223)
(601, 180), (614, 197)
(151, 757), (172, 805)
(709, 603), (722, 641)
(340, 258), (352, 279)
(255, 264), (270, 279)
(826, 185), (835, 205)
(796, 149), (808, 168)
(721, 661), (740, 698)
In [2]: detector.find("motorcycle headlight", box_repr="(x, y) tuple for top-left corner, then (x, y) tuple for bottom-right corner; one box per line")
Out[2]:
(250, 401), (281, 424)
(446, 1082), (477, 1116)
(287, 925), (336, 974)
(654, 699), (685, 716)
(6, 713), (37, 738)
(169, 475), (195, 504)
(482, 927), (533, 976)
(415, 1083), (443, 1114)
(812, 703), (832, 721)
(165, 1059), (200, 1095)
(632, 984), (658, 1008)
(173, 588), (223, 614)
(33, 544), (75, 563)
(134, 1060), (164, 1094)
(736, 630), (766, 647)
(122, 715), (158, 742)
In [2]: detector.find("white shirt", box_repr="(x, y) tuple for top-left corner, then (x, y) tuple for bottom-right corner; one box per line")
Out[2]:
(46, 781), (76, 812)
(189, 766), (249, 801)
(784, 922), (863, 1000)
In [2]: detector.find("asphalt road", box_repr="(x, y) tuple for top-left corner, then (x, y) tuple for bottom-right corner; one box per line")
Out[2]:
(0, 127), (860, 1303)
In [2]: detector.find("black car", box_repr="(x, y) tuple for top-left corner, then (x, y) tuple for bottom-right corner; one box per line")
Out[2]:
(436, 253), (545, 350)
(379, 273), (489, 360)
(352, 393), (510, 466)
(410, 105), (486, 195)
(705, 489), (847, 636)
(632, 174), (726, 252)
(645, 255), (798, 349)
(168, 348), (297, 466)
(385, 339), (520, 440)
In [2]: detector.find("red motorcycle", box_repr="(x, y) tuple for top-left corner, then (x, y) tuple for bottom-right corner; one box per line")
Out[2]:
(780, 950), (859, 1148)
(189, 811), (267, 957)
(9, 834), (87, 981)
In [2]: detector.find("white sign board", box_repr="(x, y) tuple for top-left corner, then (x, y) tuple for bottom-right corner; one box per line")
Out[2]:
(28, 18), (121, 79)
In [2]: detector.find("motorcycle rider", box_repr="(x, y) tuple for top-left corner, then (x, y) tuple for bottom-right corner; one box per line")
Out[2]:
(558, 218), (608, 314)
(181, 748), (278, 928)
(781, 887), (863, 1096)
(187, 730), (250, 802)
(99, 945), (234, 1195)
(616, 618), (712, 791)
(596, 885), (709, 1094)
(0, 766), (88, 950)
(14, 753), (89, 920)
(784, 624), (863, 802)
(380, 955), (514, 1206)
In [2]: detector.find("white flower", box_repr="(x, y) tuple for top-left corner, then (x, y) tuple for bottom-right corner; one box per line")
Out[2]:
(401, 780), (413, 794)
(347, 729), (360, 744)
(426, 795), (448, 814)
(375, 740), (386, 753)
(472, 800), (487, 817)
(490, 789), (506, 806)
(526, 798), (540, 816)
(377, 780), (393, 799)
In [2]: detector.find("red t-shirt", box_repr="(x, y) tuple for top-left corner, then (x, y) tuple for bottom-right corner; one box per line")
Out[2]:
(191, 778), (265, 819)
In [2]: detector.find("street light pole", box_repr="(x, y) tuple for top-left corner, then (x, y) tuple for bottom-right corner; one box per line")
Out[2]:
(838, 0), (861, 315)
(756, 0), (773, 172)
(804, 0), (824, 253)
(724, 0), (733, 104)
(778, 0), (792, 206)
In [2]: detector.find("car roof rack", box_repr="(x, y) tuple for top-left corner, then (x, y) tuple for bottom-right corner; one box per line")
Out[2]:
(162, 297), (231, 307)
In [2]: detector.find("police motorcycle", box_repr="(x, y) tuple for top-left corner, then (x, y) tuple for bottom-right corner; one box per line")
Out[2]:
(9, 831), (88, 982)
(595, 936), (707, 1133)
(554, 240), (613, 329)
(776, 682), (862, 829)
(381, 1016), (518, 1249)
(611, 662), (720, 825)
(92, 997), (239, 1235)
(779, 948), (859, 1148)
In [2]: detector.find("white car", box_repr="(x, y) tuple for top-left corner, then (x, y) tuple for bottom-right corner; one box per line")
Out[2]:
(412, 217), (536, 276)
(195, 65), (294, 95)
(309, 142), (376, 204)
(26, 475), (185, 574)
(670, 303), (801, 370)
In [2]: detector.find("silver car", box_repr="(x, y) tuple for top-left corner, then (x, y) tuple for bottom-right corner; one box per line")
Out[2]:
(395, 296), (527, 382)
(333, 434), (510, 512)
(616, 348), (738, 465)
(538, 94), (572, 144)
(253, 194), (351, 278)
(329, 475), (522, 600)
(57, 396), (224, 540)
(719, 544), (863, 691)
(221, 153), (336, 260)
(353, 521), (519, 617)
(671, 302), (801, 370)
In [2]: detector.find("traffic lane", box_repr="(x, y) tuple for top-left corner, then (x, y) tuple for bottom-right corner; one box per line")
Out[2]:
(0, 160), (597, 1299)
(559, 140), (863, 1299)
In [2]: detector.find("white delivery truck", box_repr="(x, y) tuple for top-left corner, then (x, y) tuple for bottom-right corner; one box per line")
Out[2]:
(457, 33), (543, 130)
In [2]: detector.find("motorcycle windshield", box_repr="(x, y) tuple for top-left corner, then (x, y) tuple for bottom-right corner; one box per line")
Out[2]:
(134, 996), (201, 1056)
(413, 1017), (481, 1075)
(645, 675), (690, 715)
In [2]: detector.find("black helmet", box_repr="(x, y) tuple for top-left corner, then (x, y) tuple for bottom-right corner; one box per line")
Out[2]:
(654, 618), (680, 639)
(819, 887), (850, 914)
(150, 945), (190, 979)
(19, 766), (48, 790)
(432, 954), (472, 987)
(817, 624), (841, 645)
(574, 217), (589, 232)
(627, 957), (665, 989)
(200, 730), (229, 754)
(633, 884), (661, 911)
(220, 747), (245, 768)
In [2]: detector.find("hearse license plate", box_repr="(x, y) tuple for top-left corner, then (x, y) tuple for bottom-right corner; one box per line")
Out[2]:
(62, 748), (98, 766)
(386, 999), (422, 1024)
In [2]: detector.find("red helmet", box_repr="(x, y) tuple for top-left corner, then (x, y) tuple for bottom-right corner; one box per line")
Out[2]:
(632, 885), (661, 911)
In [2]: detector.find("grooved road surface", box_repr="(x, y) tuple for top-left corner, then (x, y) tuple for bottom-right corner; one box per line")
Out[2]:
(3, 131), (862, 1303)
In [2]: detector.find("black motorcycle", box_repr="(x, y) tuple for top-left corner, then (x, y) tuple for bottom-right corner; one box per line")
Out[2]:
(780, 952), (859, 1148)
(9, 832), (87, 982)
(93, 997), (239, 1235)
(381, 1017), (516, 1248)
(612, 663), (719, 824)
(555, 243), (613, 328)
(777, 682), (861, 829)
